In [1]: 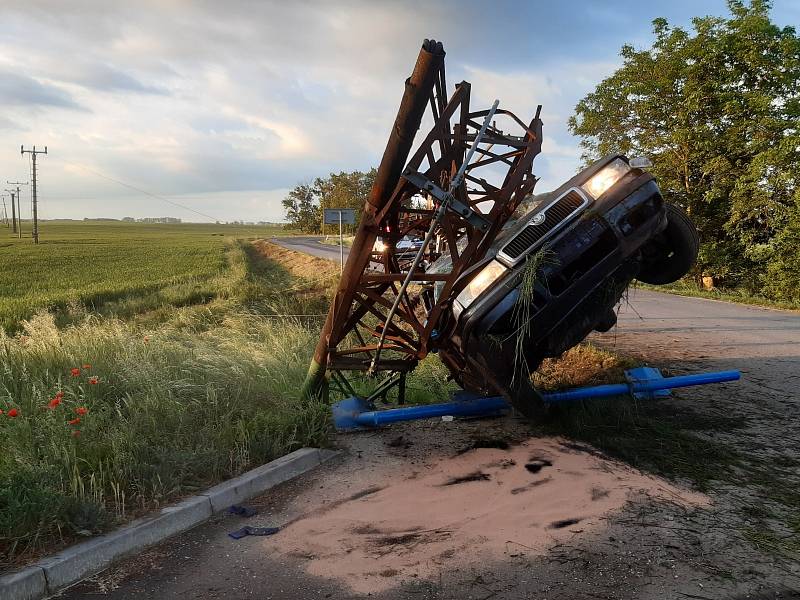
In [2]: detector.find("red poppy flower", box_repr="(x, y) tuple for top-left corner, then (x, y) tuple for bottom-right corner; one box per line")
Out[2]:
(82, 364), (92, 369)
(48, 397), (62, 409)
(88, 376), (99, 385)
(72, 430), (81, 437)
(7, 408), (19, 418)
(143, 336), (150, 343)
(75, 407), (88, 416)
(68, 417), (81, 425)
(70, 368), (81, 377)
(0, 409), (4, 415)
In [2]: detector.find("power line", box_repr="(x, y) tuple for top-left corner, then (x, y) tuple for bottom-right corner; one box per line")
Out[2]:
(53, 159), (220, 222)
(20, 146), (46, 244)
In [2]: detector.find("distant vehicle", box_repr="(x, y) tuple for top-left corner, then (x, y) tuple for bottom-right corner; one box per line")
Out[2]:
(373, 235), (423, 258)
(430, 154), (699, 416)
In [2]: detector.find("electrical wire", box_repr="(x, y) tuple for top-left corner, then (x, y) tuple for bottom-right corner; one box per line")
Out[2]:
(52, 158), (220, 222)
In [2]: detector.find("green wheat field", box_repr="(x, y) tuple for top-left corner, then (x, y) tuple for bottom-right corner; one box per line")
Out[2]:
(0, 220), (285, 331)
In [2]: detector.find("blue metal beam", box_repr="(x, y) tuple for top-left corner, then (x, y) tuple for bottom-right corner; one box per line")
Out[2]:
(332, 369), (741, 431)
(543, 370), (740, 403)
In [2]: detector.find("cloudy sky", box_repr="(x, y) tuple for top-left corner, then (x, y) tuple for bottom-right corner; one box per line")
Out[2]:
(1, 1), (797, 223)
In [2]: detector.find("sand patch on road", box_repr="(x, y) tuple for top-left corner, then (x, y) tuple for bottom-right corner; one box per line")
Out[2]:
(269, 437), (708, 594)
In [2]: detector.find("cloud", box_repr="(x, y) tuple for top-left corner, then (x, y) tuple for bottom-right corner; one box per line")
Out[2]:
(0, 116), (26, 132)
(0, 71), (85, 110)
(0, 0), (795, 221)
(69, 63), (168, 95)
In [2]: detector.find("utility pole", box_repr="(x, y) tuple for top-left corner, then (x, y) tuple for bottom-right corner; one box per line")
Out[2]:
(20, 146), (47, 244)
(7, 190), (16, 233)
(4, 189), (22, 238)
(7, 181), (28, 239)
(1, 194), (8, 226)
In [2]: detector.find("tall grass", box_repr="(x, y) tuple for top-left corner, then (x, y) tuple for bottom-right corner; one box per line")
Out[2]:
(0, 239), (331, 568)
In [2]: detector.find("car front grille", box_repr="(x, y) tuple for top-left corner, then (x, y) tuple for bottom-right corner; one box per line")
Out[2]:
(498, 188), (589, 263)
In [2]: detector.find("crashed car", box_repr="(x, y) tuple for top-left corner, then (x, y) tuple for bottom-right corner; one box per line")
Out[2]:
(433, 154), (699, 416)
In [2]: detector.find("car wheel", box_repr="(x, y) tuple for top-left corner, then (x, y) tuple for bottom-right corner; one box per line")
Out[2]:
(637, 203), (699, 285)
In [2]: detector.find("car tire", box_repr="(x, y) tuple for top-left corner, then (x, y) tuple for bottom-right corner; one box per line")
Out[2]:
(637, 203), (699, 285)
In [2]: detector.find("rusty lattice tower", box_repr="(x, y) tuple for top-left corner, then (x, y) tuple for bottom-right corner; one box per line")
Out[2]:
(302, 39), (543, 402)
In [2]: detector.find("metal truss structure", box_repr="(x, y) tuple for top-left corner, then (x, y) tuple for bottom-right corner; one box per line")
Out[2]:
(302, 39), (544, 402)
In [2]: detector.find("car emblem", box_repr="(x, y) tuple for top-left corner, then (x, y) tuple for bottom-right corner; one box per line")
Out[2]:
(531, 212), (546, 226)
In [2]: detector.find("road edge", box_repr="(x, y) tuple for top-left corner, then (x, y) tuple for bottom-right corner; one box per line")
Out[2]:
(631, 284), (800, 314)
(0, 447), (339, 600)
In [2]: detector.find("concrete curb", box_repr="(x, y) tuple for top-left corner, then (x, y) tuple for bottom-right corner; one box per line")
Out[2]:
(0, 567), (47, 600)
(0, 447), (338, 600)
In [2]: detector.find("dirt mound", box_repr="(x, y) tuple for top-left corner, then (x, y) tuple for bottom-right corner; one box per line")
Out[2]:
(268, 437), (708, 594)
(251, 239), (338, 280)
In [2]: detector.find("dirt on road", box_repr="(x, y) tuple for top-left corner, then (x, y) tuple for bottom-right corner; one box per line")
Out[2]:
(274, 436), (706, 595)
(62, 413), (798, 599)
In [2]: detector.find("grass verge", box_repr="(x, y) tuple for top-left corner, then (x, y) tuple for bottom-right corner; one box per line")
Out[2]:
(0, 240), (331, 570)
(319, 235), (355, 248)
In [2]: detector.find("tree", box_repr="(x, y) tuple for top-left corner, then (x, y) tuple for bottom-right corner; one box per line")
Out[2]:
(282, 169), (376, 233)
(568, 1), (800, 295)
(762, 197), (800, 302)
(281, 184), (320, 233)
(314, 169), (376, 235)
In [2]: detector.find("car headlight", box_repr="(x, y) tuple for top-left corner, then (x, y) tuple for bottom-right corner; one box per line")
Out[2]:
(374, 240), (387, 253)
(582, 158), (630, 198)
(454, 260), (508, 313)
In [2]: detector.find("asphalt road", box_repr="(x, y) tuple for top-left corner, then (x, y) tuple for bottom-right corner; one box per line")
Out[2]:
(272, 236), (349, 264)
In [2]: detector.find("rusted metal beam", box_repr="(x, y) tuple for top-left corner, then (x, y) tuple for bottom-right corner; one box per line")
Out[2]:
(301, 39), (445, 401)
(362, 273), (450, 282)
(301, 38), (544, 403)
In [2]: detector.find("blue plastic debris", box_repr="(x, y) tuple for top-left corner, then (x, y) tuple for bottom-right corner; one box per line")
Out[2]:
(541, 369), (740, 404)
(228, 526), (280, 540)
(333, 392), (508, 431)
(624, 367), (671, 401)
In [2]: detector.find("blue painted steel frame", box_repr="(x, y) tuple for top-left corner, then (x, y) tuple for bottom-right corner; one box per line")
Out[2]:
(332, 369), (741, 431)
